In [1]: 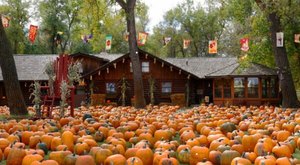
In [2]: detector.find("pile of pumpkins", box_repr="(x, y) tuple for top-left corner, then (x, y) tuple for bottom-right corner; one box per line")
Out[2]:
(0, 104), (300, 165)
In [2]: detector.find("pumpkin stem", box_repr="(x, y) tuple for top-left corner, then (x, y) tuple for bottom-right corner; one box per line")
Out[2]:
(131, 157), (136, 164)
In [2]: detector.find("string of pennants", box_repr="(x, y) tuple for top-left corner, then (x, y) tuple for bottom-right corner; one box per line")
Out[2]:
(2, 16), (300, 51)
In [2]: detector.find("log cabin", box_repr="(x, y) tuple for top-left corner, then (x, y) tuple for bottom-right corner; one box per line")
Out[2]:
(0, 49), (280, 107)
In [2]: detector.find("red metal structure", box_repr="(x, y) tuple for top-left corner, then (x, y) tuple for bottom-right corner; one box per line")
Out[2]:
(42, 54), (75, 117)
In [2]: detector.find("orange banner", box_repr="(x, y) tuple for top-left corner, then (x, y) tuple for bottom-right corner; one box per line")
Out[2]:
(209, 40), (217, 54)
(29, 25), (38, 43)
(138, 32), (148, 46)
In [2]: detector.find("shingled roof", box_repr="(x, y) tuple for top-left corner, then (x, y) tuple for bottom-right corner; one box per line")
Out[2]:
(0, 54), (58, 81)
(165, 57), (238, 78)
(0, 52), (277, 81)
(207, 62), (277, 77)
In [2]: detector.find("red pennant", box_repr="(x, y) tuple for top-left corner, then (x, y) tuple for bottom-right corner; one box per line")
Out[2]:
(29, 25), (38, 43)
(240, 38), (249, 51)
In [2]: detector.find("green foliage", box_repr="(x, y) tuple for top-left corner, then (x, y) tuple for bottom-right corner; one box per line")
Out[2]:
(0, 0), (29, 54)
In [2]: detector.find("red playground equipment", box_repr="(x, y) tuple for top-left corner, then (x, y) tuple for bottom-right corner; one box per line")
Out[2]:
(41, 54), (75, 117)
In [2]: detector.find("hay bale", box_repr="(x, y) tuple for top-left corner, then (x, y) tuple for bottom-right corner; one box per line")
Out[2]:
(91, 94), (106, 106)
(170, 93), (186, 107)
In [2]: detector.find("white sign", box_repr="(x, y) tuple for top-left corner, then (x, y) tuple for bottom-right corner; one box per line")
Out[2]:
(276, 32), (284, 47)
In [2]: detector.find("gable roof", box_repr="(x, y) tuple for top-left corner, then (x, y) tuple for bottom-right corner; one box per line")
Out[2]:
(70, 52), (110, 62)
(83, 49), (200, 79)
(165, 57), (238, 78)
(93, 52), (123, 62)
(0, 54), (58, 81)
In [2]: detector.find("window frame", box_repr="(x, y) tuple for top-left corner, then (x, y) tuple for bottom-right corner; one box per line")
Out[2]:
(141, 62), (150, 73)
(234, 77), (245, 98)
(247, 77), (259, 98)
(161, 82), (172, 94)
(106, 82), (116, 94)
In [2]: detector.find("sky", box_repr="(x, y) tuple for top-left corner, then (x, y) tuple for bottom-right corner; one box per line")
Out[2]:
(142, 0), (205, 31)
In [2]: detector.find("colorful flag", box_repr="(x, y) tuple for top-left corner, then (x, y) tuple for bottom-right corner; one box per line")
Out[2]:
(138, 32), (148, 46)
(1, 15), (10, 28)
(240, 38), (249, 52)
(209, 40), (217, 54)
(81, 35), (89, 43)
(105, 34), (112, 50)
(276, 32), (284, 47)
(29, 25), (38, 43)
(183, 39), (191, 49)
(163, 37), (171, 46)
(295, 34), (300, 43)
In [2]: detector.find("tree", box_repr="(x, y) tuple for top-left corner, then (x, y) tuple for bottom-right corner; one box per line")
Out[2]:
(255, 0), (300, 108)
(0, 0), (29, 54)
(115, 0), (146, 108)
(0, 17), (27, 115)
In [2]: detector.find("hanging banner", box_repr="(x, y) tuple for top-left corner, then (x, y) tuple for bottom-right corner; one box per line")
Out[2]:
(163, 37), (171, 46)
(209, 40), (217, 54)
(137, 32), (148, 46)
(1, 15), (10, 28)
(276, 32), (284, 47)
(294, 34), (300, 43)
(240, 38), (249, 52)
(105, 34), (112, 50)
(81, 35), (88, 43)
(183, 39), (191, 49)
(29, 25), (38, 43)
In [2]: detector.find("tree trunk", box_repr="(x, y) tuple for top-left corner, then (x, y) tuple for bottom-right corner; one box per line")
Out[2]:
(268, 13), (300, 108)
(126, 1), (146, 108)
(0, 20), (27, 115)
(116, 0), (146, 108)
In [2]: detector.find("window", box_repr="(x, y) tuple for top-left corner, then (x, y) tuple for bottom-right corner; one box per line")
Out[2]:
(162, 82), (172, 93)
(262, 78), (278, 98)
(223, 79), (231, 98)
(142, 62), (150, 72)
(214, 79), (222, 98)
(247, 77), (259, 98)
(106, 83), (116, 94)
(129, 62), (150, 73)
(234, 77), (245, 98)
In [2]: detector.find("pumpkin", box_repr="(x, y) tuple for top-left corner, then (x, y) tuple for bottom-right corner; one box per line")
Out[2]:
(94, 148), (113, 164)
(31, 160), (59, 165)
(177, 148), (191, 164)
(272, 142), (292, 158)
(74, 142), (89, 155)
(75, 155), (95, 165)
(158, 155), (179, 165)
(49, 150), (72, 165)
(220, 150), (241, 165)
(190, 146), (209, 165)
(61, 131), (74, 152)
(126, 157), (144, 165)
(135, 145), (154, 165)
(104, 154), (127, 165)
(22, 153), (43, 165)
(63, 153), (78, 165)
(6, 146), (27, 165)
